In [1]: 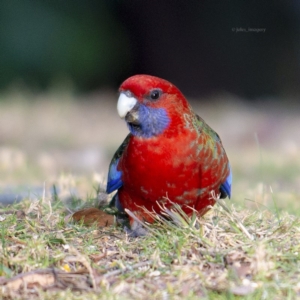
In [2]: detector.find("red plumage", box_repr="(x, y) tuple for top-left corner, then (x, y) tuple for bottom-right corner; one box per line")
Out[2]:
(107, 75), (231, 228)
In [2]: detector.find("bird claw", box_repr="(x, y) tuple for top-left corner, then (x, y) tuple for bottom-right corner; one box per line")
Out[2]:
(109, 193), (148, 236)
(124, 220), (149, 237)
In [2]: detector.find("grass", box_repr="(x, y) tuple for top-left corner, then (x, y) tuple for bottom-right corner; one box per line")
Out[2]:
(0, 193), (300, 299)
(0, 90), (299, 298)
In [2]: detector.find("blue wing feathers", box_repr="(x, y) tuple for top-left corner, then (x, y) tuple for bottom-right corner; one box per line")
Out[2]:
(106, 134), (131, 194)
(219, 164), (232, 199)
(106, 159), (123, 194)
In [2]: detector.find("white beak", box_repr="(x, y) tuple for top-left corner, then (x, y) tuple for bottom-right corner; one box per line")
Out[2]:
(117, 93), (138, 118)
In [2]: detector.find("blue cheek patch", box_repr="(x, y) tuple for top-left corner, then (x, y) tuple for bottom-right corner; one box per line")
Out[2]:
(128, 105), (170, 138)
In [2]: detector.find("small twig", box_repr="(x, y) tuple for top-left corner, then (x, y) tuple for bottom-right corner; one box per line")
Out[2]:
(99, 260), (152, 282)
(68, 246), (97, 290)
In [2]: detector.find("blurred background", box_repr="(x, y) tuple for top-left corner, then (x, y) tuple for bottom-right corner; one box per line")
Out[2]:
(0, 0), (299, 214)
(1, 0), (300, 97)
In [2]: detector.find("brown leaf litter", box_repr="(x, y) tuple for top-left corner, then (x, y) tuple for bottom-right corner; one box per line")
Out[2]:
(70, 207), (114, 227)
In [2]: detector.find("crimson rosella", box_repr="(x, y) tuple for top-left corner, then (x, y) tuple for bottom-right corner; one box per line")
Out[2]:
(106, 75), (231, 235)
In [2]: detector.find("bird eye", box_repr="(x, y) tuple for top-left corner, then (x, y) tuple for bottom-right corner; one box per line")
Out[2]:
(149, 89), (162, 100)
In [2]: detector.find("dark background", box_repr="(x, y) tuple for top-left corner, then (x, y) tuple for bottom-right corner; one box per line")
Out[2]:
(1, 0), (300, 99)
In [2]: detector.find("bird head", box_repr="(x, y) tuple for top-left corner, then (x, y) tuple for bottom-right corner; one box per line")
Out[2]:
(117, 75), (192, 138)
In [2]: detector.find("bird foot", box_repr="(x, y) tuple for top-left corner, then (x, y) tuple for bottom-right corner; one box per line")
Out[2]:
(124, 208), (149, 237)
(124, 220), (148, 237)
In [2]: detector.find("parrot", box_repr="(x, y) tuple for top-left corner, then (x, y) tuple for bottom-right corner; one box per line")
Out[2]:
(106, 75), (232, 236)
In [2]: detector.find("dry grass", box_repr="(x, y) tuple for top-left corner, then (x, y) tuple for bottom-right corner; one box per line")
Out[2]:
(0, 89), (299, 298)
(0, 195), (299, 299)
